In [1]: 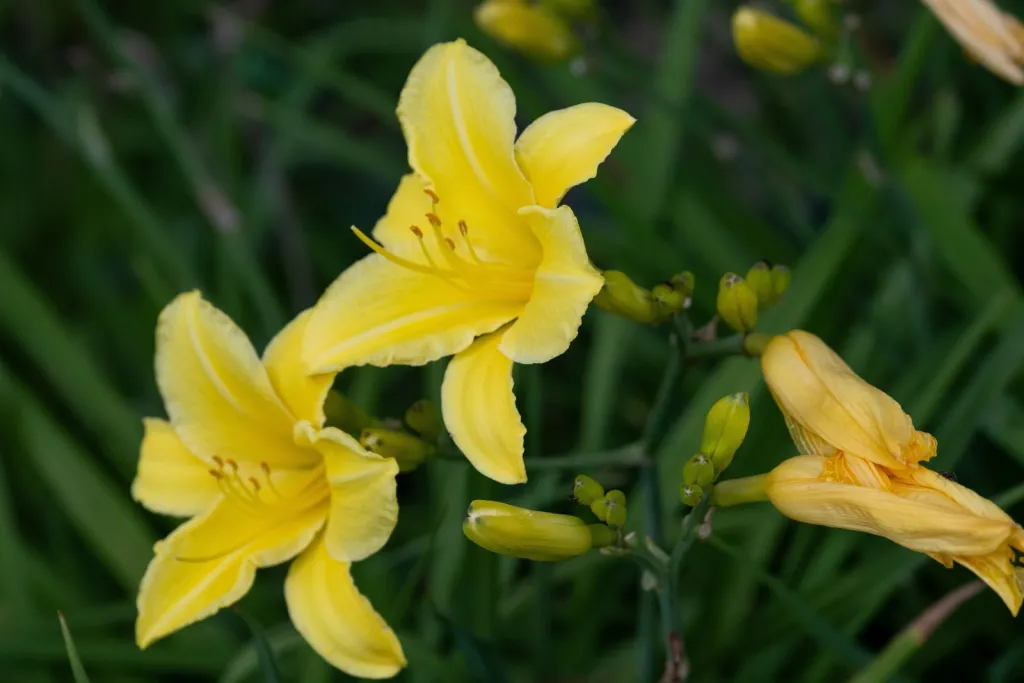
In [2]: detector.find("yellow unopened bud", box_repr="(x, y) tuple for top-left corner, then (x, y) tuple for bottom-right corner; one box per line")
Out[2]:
(732, 7), (822, 75)
(573, 474), (605, 505)
(324, 391), (374, 435)
(745, 261), (775, 308)
(794, 0), (838, 39)
(680, 483), (704, 507)
(771, 264), (792, 301)
(475, 0), (580, 62)
(652, 282), (686, 313)
(360, 428), (435, 473)
(700, 393), (751, 473)
(605, 490), (628, 527)
(682, 454), (716, 487)
(588, 524), (617, 548)
(463, 500), (592, 561)
(404, 399), (442, 443)
(717, 273), (759, 333)
(594, 270), (658, 323)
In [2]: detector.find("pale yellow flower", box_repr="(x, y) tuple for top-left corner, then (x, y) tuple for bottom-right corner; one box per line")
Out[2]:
(133, 291), (404, 678)
(303, 40), (634, 484)
(761, 330), (937, 470)
(475, 0), (580, 61)
(764, 453), (1024, 615)
(922, 0), (1024, 84)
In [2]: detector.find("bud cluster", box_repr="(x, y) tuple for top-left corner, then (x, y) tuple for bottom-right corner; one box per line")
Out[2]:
(594, 270), (694, 325)
(572, 474), (624, 548)
(680, 392), (751, 507)
(716, 262), (790, 335)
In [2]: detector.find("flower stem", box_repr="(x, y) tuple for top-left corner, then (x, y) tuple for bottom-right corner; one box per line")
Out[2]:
(712, 475), (770, 507)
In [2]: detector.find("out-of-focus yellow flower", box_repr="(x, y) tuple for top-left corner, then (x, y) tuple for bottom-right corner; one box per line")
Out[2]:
(463, 500), (594, 560)
(132, 292), (404, 678)
(732, 6), (822, 75)
(763, 453), (1024, 615)
(303, 40), (634, 485)
(922, 0), (1024, 84)
(761, 330), (937, 470)
(475, 0), (580, 61)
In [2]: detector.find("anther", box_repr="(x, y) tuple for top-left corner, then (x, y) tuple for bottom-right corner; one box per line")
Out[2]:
(226, 458), (239, 473)
(249, 477), (261, 492)
(427, 213), (442, 228)
(260, 462), (271, 475)
(424, 189), (440, 204)
(208, 469), (222, 479)
(212, 455), (224, 468)
(445, 238), (456, 251)
(410, 225), (423, 238)
(458, 220), (469, 236)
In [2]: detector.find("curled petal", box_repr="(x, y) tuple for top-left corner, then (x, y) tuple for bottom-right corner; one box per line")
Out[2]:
(263, 309), (333, 428)
(132, 418), (221, 517)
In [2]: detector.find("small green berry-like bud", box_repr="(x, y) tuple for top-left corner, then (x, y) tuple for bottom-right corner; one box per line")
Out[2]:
(732, 6), (822, 75)
(652, 282), (686, 314)
(360, 428), (436, 473)
(670, 271), (695, 300)
(717, 273), (759, 333)
(573, 474), (605, 506)
(604, 490), (627, 527)
(463, 500), (592, 561)
(700, 393), (751, 473)
(770, 264), (791, 302)
(588, 524), (617, 548)
(404, 399), (442, 443)
(324, 391), (374, 435)
(746, 261), (775, 308)
(682, 454), (716, 487)
(680, 483), (704, 507)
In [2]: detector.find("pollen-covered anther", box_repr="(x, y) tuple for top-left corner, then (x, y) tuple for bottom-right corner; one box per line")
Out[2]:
(458, 219), (469, 236)
(410, 225), (424, 238)
(424, 188), (440, 204)
(445, 237), (457, 250)
(426, 213), (442, 228)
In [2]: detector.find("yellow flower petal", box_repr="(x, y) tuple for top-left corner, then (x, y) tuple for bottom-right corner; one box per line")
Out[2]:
(136, 484), (327, 647)
(286, 534), (406, 679)
(397, 39), (540, 264)
(761, 330), (936, 469)
(442, 331), (526, 484)
(767, 455), (1014, 556)
(262, 308), (333, 428)
(498, 206), (603, 364)
(156, 291), (317, 469)
(956, 549), (1024, 615)
(922, 0), (1024, 85)
(514, 103), (635, 208)
(294, 423), (399, 563)
(370, 173), (433, 251)
(132, 418), (221, 517)
(303, 253), (522, 373)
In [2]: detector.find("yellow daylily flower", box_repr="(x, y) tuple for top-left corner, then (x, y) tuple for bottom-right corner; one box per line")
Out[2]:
(761, 330), (937, 470)
(922, 0), (1024, 84)
(303, 39), (635, 485)
(132, 291), (405, 679)
(475, 0), (581, 62)
(763, 453), (1024, 615)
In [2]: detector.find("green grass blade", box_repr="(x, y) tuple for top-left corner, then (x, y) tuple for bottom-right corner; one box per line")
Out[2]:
(57, 613), (92, 683)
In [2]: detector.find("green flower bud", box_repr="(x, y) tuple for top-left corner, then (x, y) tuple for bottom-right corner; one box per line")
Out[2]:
(573, 474), (605, 506)
(324, 391), (374, 435)
(717, 273), (759, 333)
(463, 500), (592, 561)
(746, 261), (775, 308)
(404, 399), (442, 443)
(732, 6), (822, 75)
(682, 453), (716, 487)
(360, 427), (436, 473)
(588, 524), (617, 548)
(793, 0), (838, 39)
(670, 271), (695, 300)
(700, 393), (751, 473)
(652, 281), (686, 314)
(771, 264), (792, 301)
(593, 270), (658, 324)
(475, 0), (581, 62)
(680, 483), (704, 507)
(604, 490), (627, 527)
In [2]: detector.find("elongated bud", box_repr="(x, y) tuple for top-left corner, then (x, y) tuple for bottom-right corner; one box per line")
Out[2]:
(475, 0), (580, 62)
(700, 393), (751, 473)
(593, 489), (627, 527)
(770, 264), (792, 301)
(594, 270), (658, 323)
(746, 261), (775, 308)
(360, 428), (436, 473)
(717, 273), (759, 333)
(682, 454), (716, 487)
(793, 0), (838, 39)
(404, 399), (442, 443)
(732, 7), (822, 75)
(463, 500), (592, 561)
(680, 483), (704, 507)
(588, 523), (617, 548)
(573, 474), (605, 505)
(324, 391), (374, 435)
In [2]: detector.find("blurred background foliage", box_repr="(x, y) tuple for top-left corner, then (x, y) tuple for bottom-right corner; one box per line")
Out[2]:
(2, 0), (1024, 681)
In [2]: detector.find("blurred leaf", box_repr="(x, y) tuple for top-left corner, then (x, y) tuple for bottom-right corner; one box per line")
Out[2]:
(57, 612), (92, 683)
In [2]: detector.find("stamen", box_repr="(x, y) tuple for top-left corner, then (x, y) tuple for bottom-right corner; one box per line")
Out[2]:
(409, 225), (423, 238)
(426, 213), (442, 228)
(445, 238), (456, 251)
(424, 188), (440, 204)
(261, 461), (284, 500)
(459, 220), (485, 265)
(351, 227), (451, 278)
